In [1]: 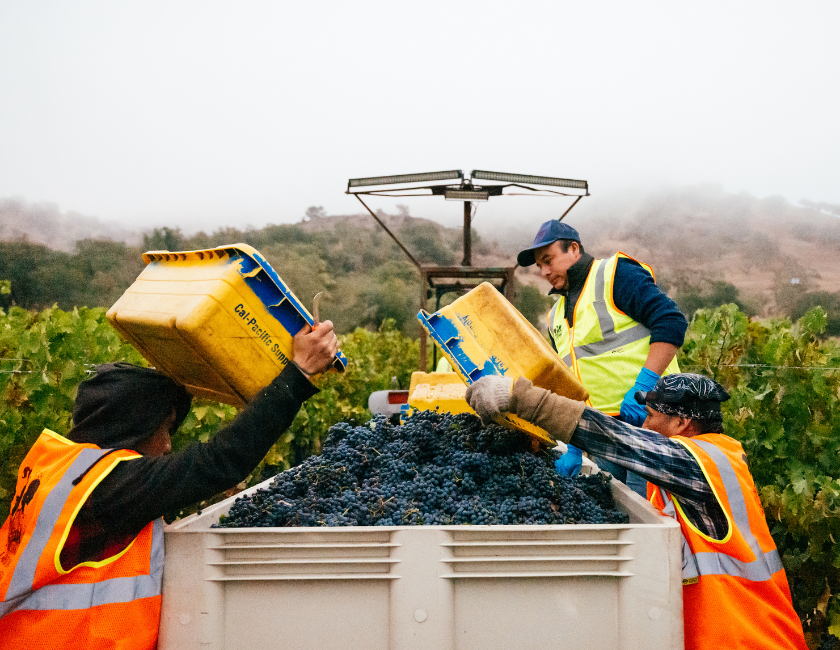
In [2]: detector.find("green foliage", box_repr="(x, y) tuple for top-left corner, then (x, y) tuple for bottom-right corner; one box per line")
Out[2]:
(514, 283), (555, 328)
(791, 292), (840, 338)
(398, 221), (455, 266)
(0, 305), (145, 514)
(681, 304), (840, 638)
(676, 280), (755, 319)
(143, 227), (185, 252)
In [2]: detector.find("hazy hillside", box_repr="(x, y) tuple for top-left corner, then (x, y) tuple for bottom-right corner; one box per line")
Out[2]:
(505, 186), (840, 317)
(0, 198), (141, 251)
(1, 186), (839, 334)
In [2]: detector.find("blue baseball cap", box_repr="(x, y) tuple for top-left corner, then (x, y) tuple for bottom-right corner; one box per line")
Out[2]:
(516, 220), (581, 267)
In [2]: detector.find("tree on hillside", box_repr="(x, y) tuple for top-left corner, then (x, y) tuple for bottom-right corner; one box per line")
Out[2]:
(513, 283), (555, 329)
(676, 280), (755, 319)
(143, 227), (184, 252)
(0, 242), (77, 309)
(791, 291), (840, 338)
(399, 221), (455, 265)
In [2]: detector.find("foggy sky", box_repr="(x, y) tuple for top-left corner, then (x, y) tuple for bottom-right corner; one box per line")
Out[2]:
(1, 1), (838, 235)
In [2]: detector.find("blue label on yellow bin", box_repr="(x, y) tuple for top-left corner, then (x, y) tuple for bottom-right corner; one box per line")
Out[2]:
(230, 251), (347, 371)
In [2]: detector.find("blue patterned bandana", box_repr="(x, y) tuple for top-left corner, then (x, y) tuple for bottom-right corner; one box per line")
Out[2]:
(634, 373), (730, 422)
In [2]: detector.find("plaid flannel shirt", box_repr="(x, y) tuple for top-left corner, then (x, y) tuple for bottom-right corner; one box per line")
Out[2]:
(571, 407), (729, 539)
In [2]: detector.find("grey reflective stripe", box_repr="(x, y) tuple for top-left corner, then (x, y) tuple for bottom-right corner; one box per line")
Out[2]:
(3, 447), (109, 611)
(658, 489), (700, 581)
(591, 259), (615, 339)
(573, 323), (652, 360)
(10, 519), (164, 613)
(691, 440), (765, 561)
(570, 258), (651, 361)
(2, 519), (163, 615)
(692, 548), (782, 581)
(561, 353), (572, 367)
(662, 441), (784, 583)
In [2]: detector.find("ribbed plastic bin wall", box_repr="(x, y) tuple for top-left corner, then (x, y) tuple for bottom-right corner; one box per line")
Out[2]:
(160, 480), (683, 650)
(106, 244), (347, 407)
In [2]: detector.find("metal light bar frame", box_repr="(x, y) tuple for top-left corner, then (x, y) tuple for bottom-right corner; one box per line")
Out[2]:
(471, 170), (589, 193)
(348, 170), (463, 191)
(444, 189), (489, 201)
(347, 168), (589, 370)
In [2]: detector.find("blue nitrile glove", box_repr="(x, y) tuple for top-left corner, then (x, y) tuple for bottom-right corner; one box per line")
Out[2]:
(554, 445), (583, 477)
(619, 367), (660, 426)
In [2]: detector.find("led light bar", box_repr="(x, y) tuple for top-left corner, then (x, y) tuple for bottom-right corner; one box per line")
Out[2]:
(471, 170), (588, 190)
(348, 170), (463, 188)
(444, 189), (489, 202)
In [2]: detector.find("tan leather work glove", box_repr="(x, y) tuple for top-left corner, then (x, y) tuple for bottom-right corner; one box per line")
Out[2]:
(508, 377), (586, 444)
(465, 375), (513, 425)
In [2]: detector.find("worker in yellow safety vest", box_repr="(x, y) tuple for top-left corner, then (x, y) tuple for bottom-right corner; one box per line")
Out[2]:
(465, 372), (808, 650)
(0, 322), (339, 649)
(517, 219), (688, 493)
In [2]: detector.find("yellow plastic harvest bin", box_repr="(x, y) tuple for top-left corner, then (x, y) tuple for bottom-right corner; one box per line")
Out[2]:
(402, 371), (476, 421)
(106, 243), (347, 407)
(417, 282), (588, 446)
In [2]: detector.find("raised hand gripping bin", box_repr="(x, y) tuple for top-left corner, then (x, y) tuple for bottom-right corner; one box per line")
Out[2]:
(418, 282), (588, 445)
(106, 243), (347, 407)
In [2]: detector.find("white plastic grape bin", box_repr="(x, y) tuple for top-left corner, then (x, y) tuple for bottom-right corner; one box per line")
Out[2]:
(160, 471), (684, 650)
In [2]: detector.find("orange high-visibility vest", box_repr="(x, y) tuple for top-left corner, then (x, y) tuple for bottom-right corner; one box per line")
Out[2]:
(0, 429), (163, 650)
(648, 433), (807, 650)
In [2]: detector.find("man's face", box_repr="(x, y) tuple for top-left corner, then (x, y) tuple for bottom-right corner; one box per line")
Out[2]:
(534, 240), (581, 291)
(136, 408), (176, 456)
(643, 406), (685, 438)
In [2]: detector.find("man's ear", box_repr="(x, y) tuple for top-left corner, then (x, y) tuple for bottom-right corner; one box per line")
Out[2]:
(673, 416), (695, 436)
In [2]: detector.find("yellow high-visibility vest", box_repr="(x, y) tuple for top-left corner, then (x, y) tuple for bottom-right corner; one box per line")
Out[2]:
(547, 252), (680, 414)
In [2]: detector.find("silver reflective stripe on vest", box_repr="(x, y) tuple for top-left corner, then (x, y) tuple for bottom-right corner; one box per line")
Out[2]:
(574, 323), (652, 360)
(559, 258), (652, 364)
(1, 447), (108, 614)
(659, 488), (700, 581)
(691, 439), (782, 580)
(10, 518), (164, 612)
(662, 440), (783, 583)
(692, 548), (783, 581)
(0, 451), (164, 618)
(591, 259), (615, 339)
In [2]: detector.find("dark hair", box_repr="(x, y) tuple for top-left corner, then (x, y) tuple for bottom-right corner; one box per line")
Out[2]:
(558, 239), (584, 254)
(692, 416), (724, 435)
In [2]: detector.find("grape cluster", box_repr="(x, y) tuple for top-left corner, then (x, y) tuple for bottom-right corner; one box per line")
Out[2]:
(215, 410), (629, 528)
(819, 635), (840, 650)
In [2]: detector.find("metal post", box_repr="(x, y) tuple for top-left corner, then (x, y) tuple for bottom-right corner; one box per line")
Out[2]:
(503, 267), (516, 301)
(461, 201), (471, 266)
(420, 269), (428, 371)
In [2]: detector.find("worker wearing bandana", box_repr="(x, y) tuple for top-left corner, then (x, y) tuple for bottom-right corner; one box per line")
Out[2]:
(465, 372), (808, 650)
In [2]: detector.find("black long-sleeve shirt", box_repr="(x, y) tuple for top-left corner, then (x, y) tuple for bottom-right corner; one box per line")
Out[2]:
(79, 364), (317, 539)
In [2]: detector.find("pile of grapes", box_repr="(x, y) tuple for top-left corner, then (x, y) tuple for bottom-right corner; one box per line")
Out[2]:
(216, 410), (629, 528)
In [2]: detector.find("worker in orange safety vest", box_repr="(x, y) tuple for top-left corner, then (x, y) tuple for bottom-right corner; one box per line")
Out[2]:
(465, 371), (808, 650)
(0, 321), (339, 649)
